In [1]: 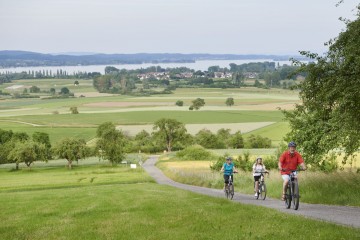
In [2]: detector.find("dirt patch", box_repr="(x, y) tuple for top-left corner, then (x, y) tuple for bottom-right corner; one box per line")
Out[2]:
(237, 102), (299, 111)
(74, 92), (117, 97)
(84, 102), (173, 107)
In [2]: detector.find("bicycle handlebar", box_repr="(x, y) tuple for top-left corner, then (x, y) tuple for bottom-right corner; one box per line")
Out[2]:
(281, 168), (306, 172)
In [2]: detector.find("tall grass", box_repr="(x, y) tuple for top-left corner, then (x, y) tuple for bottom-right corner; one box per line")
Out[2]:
(158, 161), (360, 206)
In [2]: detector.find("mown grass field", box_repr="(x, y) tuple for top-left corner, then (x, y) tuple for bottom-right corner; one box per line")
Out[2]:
(0, 165), (359, 240)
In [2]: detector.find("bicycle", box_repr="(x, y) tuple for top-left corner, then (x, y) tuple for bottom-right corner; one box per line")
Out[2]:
(224, 172), (237, 200)
(254, 171), (269, 200)
(283, 169), (305, 210)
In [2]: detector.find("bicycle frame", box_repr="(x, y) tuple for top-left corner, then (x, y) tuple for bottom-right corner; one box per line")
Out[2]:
(254, 171), (268, 200)
(224, 174), (236, 200)
(284, 169), (302, 210)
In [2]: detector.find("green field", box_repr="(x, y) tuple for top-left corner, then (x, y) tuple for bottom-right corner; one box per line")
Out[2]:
(1, 81), (360, 238)
(0, 165), (359, 240)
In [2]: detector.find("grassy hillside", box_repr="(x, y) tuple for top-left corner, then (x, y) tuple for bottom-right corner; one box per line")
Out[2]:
(0, 165), (358, 240)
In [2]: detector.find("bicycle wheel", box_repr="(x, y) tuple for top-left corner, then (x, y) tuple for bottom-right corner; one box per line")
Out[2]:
(260, 182), (267, 200)
(225, 185), (229, 199)
(292, 180), (300, 210)
(229, 184), (234, 200)
(285, 182), (291, 209)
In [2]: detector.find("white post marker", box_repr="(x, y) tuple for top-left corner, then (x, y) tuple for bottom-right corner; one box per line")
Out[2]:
(130, 164), (137, 169)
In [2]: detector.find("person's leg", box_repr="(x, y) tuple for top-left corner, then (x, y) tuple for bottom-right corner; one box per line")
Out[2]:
(255, 181), (259, 196)
(224, 175), (229, 191)
(281, 175), (289, 200)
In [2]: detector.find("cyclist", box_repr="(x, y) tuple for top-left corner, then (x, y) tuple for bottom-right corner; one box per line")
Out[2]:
(221, 157), (238, 191)
(278, 141), (306, 201)
(252, 156), (268, 198)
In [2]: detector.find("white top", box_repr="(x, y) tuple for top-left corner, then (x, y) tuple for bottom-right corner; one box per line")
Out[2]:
(253, 163), (266, 176)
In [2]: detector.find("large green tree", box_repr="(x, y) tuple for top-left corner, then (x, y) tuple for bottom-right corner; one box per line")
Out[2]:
(32, 132), (52, 159)
(152, 118), (187, 152)
(8, 141), (47, 169)
(191, 98), (205, 110)
(54, 138), (90, 169)
(283, 4), (360, 167)
(96, 123), (126, 165)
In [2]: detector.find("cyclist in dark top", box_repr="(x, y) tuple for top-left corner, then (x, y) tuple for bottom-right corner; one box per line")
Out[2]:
(221, 157), (238, 191)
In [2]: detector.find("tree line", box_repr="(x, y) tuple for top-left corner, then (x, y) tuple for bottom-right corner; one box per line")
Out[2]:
(0, 119), (272, 170)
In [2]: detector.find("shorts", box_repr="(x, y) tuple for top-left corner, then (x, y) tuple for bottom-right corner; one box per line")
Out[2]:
(253, 175), (261, 182)
(281, 172), (297, 181)
(224, 174), (233, 184)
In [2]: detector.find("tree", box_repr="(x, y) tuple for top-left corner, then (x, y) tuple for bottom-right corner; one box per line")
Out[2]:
(191, 98), (205, 110)
(74, 80), (79, 86)
(217, 128), (231, 147)
(96, 128), (126, 165)
(225, 97), (234, 107)
(152, 118), (187, 152)
(29, 85), (40, 93)
(229, 131), (244, 148)
(50, 88), (56, 95)
(60, 87), (70, 95)
(195, 129), (225, 149)
(96, 122), (116, 137)
(8, 141), (47, 169)
(32, 132), (52, 159)
(175, 100), (184, 106)
(54, 138), (90, 169)
(70, 106), (79, 114)
(245, 134), (271, 148)
(283, 4), (360, 167)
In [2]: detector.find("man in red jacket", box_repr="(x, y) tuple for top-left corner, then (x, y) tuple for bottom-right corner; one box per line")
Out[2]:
(278, 141), (306, 200)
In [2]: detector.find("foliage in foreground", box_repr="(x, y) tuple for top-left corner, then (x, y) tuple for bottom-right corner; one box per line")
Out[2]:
(284, 4), (360, 168)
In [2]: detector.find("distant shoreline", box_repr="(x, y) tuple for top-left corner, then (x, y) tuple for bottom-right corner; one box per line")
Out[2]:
(0, 50), (306, 69)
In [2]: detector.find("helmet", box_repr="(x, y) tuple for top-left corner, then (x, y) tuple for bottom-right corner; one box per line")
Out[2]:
(226, 157), (232, 161)
(288, 141), (297, 147)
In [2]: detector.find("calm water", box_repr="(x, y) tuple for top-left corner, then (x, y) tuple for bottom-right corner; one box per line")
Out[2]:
(0, 59), (295, 74)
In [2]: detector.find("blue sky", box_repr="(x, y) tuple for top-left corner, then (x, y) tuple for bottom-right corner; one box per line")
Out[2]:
(0, 0), (358, 55)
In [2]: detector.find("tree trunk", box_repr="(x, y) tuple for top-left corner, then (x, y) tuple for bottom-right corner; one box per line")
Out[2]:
(16, 162), (19, 170)
(68, 160), (72, 169)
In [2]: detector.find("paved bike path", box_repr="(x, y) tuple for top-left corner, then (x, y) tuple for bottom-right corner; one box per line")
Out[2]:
(142, 156), (360, 228)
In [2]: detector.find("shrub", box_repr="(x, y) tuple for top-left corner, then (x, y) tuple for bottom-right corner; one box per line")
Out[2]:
(237, 151), (253, 171)
(176, 145), (216, 161)
(263, 155), (278, 170)
(319, 153), (338, 173)
(245, 134), (272, 148)
(175, 100), (184, 106)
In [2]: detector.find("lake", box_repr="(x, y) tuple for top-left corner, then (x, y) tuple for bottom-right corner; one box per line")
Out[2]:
(0, 59), (296, 74)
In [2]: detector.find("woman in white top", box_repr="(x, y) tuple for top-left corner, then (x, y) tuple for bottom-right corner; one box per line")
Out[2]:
(253, 156), (268, 198)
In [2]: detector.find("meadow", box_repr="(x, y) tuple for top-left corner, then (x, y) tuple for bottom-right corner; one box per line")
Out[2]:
(1, 79), (297, 146)
(0, 164), (359, 240)
(1, 78), (360, 239)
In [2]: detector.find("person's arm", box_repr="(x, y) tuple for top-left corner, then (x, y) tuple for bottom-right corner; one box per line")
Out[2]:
(221, 164), (224, 172)
(278, 154), (283, 171)
(233, 165), (238, 173)
(299, 162), (306, 170)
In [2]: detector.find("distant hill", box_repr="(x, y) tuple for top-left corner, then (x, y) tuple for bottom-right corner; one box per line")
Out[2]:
(0, 50), (304, 68)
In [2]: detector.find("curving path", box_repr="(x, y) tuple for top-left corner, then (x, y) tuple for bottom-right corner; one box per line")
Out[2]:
(143, 155), (360, 228)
